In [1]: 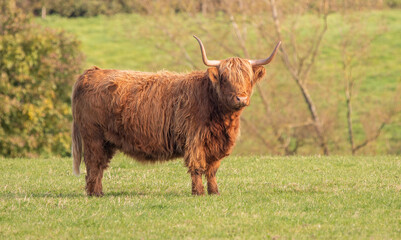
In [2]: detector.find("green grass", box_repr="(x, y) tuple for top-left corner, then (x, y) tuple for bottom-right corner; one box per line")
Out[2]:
(1, 155), (400, 239)
(36, 14), (163, 71)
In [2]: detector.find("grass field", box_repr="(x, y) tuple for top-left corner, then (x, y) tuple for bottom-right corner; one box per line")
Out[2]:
(1, 155), (400, 239)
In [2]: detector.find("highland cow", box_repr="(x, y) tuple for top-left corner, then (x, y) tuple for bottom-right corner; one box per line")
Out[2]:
(72, 36), (281, 196)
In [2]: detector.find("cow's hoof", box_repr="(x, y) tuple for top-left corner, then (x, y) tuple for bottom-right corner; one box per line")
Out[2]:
(208, 191), (220, 196)
(88, 192), (104, 197)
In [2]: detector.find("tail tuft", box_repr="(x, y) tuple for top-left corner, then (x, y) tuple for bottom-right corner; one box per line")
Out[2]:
(72, 122), (82, 176)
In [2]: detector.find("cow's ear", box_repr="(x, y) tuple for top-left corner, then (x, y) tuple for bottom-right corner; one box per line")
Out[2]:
(207, 67), (219, 83)
(252, 66), (266, 84)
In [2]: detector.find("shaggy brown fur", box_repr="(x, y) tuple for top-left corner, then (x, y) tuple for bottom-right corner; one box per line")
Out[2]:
(72, 58), (267, 196)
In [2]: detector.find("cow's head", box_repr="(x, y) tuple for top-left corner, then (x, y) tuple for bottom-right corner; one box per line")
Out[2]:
(194, 36), (281, 111)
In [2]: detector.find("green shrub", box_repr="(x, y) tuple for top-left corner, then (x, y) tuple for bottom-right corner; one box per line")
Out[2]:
(0, 1), (84, 157)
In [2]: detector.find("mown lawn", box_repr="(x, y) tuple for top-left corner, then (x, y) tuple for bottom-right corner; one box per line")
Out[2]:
(1, 155), (400, 239)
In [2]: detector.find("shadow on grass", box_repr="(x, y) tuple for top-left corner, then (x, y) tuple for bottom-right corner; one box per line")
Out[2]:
(0, 190), (186, 199)
(104, 190), (185, 197)
(0, 192), (83, 199)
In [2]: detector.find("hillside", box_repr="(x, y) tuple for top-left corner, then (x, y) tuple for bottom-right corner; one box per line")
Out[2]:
(37, 10), (401, 155)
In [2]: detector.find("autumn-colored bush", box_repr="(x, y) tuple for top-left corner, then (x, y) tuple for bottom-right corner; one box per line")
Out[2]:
(0, 1), (83, 157)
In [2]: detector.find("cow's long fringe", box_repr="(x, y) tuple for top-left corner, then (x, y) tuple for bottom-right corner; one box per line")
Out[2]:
(72, 122), (82, 176)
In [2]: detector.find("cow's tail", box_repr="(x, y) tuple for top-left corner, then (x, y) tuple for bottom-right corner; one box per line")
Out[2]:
(72, 121), (82, 176)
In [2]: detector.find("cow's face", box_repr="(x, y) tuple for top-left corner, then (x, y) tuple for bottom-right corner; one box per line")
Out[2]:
(193, 35), (280, 111)
(207, 58), (266, 111)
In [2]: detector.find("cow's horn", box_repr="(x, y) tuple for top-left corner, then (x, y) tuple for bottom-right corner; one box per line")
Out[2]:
(249, 41), (281, 66)
(193, 35), (221, 67)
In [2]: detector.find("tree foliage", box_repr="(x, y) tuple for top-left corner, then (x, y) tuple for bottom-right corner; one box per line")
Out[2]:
(0, 1), (84, 157)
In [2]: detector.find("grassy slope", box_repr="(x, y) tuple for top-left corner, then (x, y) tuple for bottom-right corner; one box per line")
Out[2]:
(36, 10), (401, 155)
(1, 155), (400, 239)
(37, 11), (401, 74)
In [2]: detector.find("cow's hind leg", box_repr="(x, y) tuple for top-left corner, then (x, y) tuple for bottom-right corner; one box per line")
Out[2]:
(185, 149), (206, 196)
(84, 139), (116, 197)
(206, 160), (221, 195)
(190, 169), (205, 195)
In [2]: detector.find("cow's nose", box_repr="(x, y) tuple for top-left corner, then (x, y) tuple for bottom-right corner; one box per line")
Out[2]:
(236, 96), (248, 106)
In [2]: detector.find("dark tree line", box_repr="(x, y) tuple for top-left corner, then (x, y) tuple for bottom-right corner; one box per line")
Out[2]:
(15, 0), (401, 18)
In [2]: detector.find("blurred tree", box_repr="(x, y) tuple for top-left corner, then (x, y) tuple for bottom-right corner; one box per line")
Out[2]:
(340, 12), (399, 155)
(266, 0), (330, 155)
(0, 0), (84, 157)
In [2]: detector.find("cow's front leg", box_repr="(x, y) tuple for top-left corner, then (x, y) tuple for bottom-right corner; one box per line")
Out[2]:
(206, 160), (221, 195)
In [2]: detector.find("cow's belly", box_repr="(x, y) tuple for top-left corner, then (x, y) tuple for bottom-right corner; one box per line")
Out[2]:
(104, 128), (183, 162)
(122, 145), (184, 162)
